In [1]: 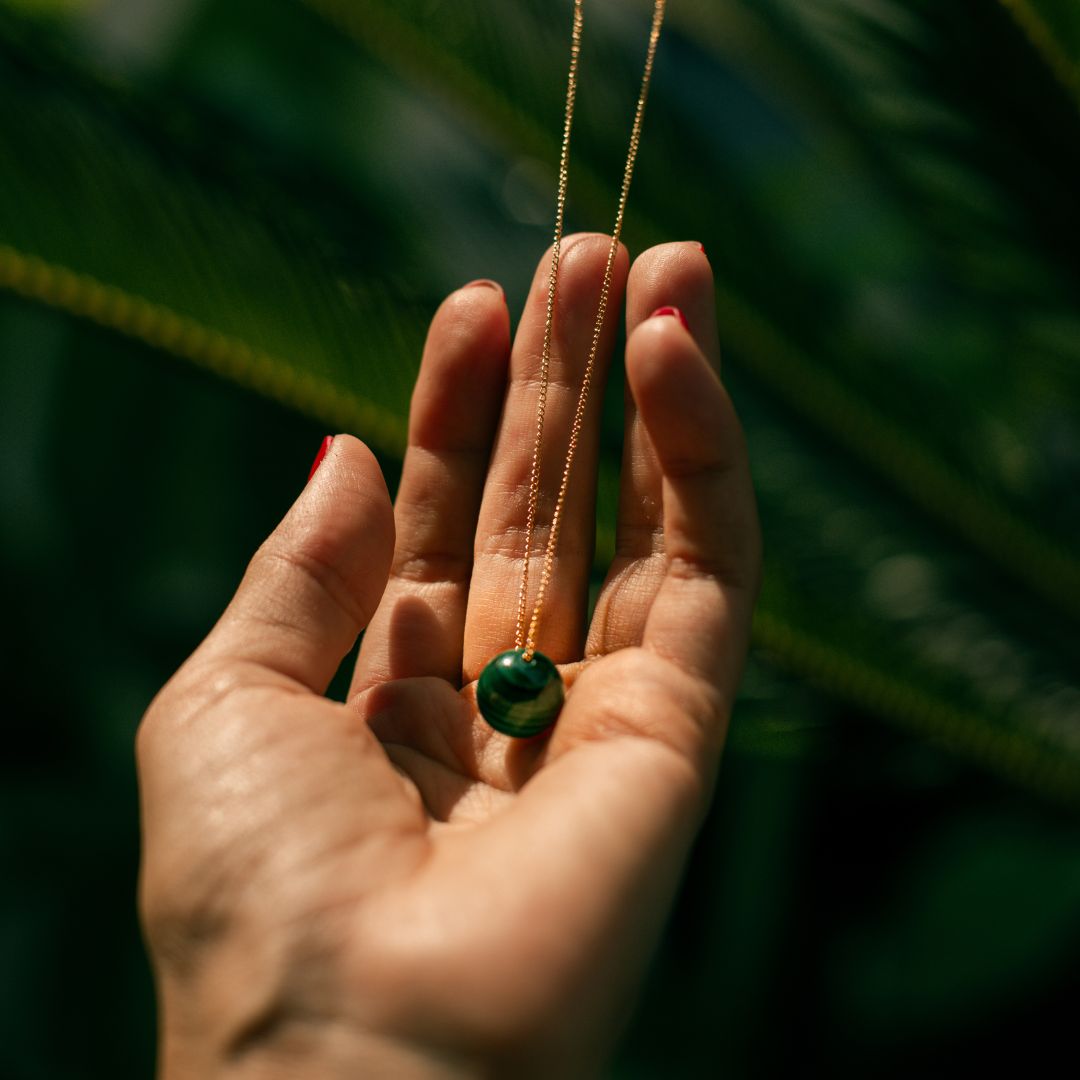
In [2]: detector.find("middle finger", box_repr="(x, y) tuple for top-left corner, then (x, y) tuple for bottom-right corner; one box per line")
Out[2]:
(463, 233), (628, 681)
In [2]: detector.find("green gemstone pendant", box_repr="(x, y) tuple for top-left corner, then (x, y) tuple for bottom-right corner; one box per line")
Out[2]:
(477, 649), (564, 738)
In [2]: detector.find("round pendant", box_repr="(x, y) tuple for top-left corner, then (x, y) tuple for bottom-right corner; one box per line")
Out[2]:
(477, 649), (564, 738)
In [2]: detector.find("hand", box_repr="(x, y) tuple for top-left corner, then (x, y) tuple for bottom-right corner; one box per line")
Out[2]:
(137, 237), (761, 1078)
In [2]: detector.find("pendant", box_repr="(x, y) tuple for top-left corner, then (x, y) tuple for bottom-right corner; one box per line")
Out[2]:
(477, 649), (564, 738)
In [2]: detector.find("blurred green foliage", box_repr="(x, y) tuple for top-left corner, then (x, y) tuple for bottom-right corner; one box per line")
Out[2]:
(1, 1), (1079, 1076)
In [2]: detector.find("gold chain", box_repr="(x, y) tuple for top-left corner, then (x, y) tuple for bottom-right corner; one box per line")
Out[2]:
(515, 0), (666, 660)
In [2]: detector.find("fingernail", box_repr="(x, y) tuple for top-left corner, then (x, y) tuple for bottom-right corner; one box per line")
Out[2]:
(463, 279), (503, 294)
(695, 242), (707, 256)
(308, 435), (333, 482)
(650, 305), (690, 332)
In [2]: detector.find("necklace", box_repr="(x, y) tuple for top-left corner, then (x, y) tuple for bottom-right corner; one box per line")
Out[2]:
(477, 0), (666, 738)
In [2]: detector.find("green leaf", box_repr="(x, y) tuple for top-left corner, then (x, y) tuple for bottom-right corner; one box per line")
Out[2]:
(0, 14), (418, 455)
(304, 0), (1080, 626)
(999, 0), (1080, 110)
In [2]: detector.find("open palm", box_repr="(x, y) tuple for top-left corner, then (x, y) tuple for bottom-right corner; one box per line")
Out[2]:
(137, 236), (760, 1078)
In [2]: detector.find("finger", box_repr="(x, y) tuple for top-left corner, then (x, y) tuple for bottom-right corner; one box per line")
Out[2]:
(588, 241), (716, 655)
(548, 313), (759, 769)
(355, 676), (518, 819)
(186, 435), (395, 695)
(352, 282), (511, 695)
(631, 312), (761, 701)
(529, 314), (758, 818)
(356, 675), (479, 783)
(464, 234), (629, 680)
(624, 241), (721, 370)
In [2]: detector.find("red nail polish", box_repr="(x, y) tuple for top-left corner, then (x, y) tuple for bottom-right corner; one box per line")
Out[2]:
(308, 435), (333, 481)
(696, 242), (707, 256)
(650, 306), (690, 332)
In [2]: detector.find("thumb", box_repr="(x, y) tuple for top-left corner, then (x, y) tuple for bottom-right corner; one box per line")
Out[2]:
(193, 434), (394, 694)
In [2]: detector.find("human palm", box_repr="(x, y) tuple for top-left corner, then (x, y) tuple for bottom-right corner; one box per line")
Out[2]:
(137, 237), (760, 1077)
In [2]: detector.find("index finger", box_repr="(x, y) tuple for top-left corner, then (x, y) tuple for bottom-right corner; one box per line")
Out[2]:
(182, 435), (395, 698)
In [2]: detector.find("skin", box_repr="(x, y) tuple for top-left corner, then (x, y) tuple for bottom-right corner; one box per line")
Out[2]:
(136, 237), (762, 1078)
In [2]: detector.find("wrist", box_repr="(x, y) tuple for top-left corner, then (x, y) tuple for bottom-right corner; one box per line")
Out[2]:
(154, 951), (483, 1080)
(161, 1022), (478, 1080)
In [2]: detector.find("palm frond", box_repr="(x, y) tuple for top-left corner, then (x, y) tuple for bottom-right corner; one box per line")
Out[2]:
(0, 13), (420, 454)
(999, 0), (1080, 109)
(304, 0), (1080, 624)
(2, 2), (1079, 806)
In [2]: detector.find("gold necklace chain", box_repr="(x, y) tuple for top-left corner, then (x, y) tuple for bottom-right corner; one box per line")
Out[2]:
(515, 0), (667, 660)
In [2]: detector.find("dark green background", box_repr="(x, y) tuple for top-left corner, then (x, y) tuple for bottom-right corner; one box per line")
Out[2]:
(2, 1), (1080, 1076)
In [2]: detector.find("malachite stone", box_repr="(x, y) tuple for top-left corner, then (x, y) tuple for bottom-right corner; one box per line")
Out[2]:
(477, 649), (564, 738)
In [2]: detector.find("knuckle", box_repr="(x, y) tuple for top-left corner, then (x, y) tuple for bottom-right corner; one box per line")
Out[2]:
(667, 549), (757, 594)
(254, 541), (368, 630)
(392, 548), (473, 586)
